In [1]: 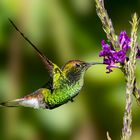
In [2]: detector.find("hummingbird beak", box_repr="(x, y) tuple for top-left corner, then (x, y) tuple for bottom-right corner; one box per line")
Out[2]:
(89, 62), (103, 66)
(84, 62), (103, 69)
(86, 62), (103, 67)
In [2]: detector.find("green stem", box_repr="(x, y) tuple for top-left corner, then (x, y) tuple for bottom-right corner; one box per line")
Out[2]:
(121, 13), (139, 140)
(95, 0), (118, 48)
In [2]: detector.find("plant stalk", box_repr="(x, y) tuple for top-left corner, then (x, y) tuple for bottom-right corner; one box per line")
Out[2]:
(121, 13), (139, 140)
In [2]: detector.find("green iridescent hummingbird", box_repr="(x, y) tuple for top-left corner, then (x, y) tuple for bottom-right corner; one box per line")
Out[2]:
(0, 19), (102, 109)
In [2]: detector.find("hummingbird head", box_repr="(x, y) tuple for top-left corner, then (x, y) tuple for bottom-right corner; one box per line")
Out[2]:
(62, 60), (102, 82)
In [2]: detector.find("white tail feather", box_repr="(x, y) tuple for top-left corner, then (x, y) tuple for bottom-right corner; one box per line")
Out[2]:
(0, 98), (41, 109)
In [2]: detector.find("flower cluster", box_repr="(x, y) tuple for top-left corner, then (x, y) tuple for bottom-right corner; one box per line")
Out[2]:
(99, 31), (140, 73)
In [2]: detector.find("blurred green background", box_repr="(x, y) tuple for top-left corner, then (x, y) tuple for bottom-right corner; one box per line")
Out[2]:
(1, 0), (140, 140)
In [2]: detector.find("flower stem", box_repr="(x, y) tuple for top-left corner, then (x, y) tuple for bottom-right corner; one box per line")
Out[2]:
(121, 13), (139, 140)
(95, 0), (118, 48)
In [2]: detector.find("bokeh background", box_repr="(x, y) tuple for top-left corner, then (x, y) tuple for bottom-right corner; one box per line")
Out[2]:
(1, 0), (140, 140)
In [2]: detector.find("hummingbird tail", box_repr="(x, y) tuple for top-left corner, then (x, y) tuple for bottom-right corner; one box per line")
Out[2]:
(0, 97), (44, 109)
(0, 89), (47, 109)
(0, 99), (24, 107)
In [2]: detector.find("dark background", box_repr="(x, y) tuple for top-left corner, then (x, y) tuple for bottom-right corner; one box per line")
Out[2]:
(0, 0), (140, 140)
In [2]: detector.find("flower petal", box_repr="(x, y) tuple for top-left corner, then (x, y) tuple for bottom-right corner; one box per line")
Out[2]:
(119, 31), (130, 52)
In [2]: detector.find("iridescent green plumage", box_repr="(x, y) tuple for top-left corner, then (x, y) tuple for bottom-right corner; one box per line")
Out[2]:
(43, 60), (89, 109)
(0, 19), (102, 109)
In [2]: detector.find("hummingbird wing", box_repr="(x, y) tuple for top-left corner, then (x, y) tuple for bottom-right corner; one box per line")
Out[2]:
(8, 19), (63, 78)
(8, 19), (65, 90)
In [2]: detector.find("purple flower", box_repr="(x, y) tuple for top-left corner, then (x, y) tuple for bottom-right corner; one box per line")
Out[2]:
(99, 31), (140, 73)
(99, 40), (114, 57)
(119, 31), (131, 52)
(99, 31), (131, 73)
(99, 40), (121, 72)
(113, 50), (126, 63)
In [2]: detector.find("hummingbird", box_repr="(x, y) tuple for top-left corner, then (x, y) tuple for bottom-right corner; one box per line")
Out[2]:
(0, 19), (102, 109)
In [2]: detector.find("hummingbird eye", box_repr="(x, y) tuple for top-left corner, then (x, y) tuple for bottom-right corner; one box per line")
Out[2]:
(75, 63), (81, 67)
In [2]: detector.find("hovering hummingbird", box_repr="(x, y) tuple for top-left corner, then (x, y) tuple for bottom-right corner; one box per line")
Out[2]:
(0, 19), (102, 109)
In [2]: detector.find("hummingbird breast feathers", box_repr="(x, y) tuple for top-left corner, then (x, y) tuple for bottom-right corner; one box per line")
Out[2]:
(44, 78), (84, 109)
